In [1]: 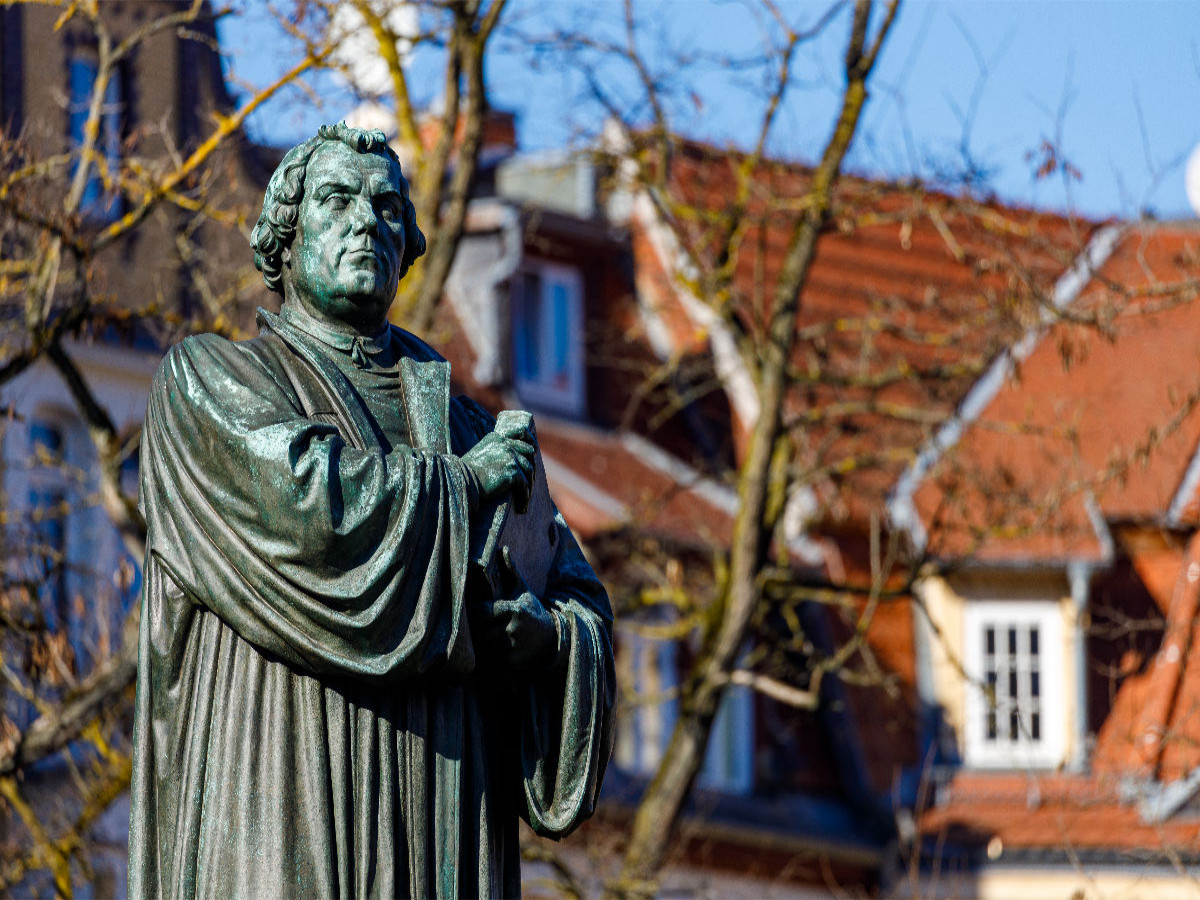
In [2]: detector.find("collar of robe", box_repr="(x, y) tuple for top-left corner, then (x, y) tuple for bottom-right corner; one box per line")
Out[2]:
(280, 302), (393, 370)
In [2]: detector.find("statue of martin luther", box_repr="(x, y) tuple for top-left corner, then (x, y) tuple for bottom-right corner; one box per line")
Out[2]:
(128, 123), (615, 900)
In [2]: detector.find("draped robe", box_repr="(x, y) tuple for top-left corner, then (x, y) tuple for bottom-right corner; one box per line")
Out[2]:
(128, 309), (615, 899)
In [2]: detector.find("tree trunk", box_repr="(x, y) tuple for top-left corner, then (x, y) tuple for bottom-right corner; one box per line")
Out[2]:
(610, 4), (899, 895)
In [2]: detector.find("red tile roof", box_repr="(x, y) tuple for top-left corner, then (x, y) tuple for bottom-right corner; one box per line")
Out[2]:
(632, 140), (1096, 529)
(625, 147), (1105, 809)
(920, 772), (1200, 856)
(439, 147), (1200, 865)
(911, 222), (1200, 564)
(907, 224), (1200, 859)
(536, 419), (736, 549)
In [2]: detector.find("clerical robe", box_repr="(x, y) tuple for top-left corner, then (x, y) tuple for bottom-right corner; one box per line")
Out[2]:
(128, 307), (615, 899)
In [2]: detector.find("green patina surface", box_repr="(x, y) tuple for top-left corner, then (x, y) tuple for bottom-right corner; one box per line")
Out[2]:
(128, 124), (614, 900)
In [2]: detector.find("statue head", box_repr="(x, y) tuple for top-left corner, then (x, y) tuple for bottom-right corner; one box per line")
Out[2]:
(251, 122), (427, 333)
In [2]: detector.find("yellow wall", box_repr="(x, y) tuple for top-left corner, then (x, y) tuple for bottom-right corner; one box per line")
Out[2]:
(899, 866), (1200, 900)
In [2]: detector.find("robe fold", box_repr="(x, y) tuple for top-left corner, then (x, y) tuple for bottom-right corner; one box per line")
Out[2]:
(128, 309), (615, 900)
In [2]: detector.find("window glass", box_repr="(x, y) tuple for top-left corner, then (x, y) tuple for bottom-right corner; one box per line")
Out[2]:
(614, 630), (679, 777)
(511, 263), (585, 417)
(983, 621), (1035, 744)
(963, 601), (1064, 769)
(615, 626), (754, 795)
(29, 421), (67, 625)
(698, 682), (754, 795)
(515, 272), (542, 382)
(550, 281), (570, 385)
(68, 54), (123, 222)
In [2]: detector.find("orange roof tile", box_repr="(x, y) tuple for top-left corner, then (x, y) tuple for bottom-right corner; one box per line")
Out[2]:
(1124, 533), (1200, 779)
(919, 772), (1200, 856)
(633, 140), (1095, 529)
(901, 225), (1200, 857)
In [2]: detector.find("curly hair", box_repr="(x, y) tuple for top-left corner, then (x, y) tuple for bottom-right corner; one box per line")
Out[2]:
(250, 122), (427, 296)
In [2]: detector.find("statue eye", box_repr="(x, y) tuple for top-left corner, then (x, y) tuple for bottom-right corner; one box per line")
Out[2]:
(325, 193), (349, 209)
(380, 201), (399, 222)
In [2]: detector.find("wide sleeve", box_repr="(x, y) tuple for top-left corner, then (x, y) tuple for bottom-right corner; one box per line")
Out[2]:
(517, 515), (616, 839)
(140, 334), (476, 683)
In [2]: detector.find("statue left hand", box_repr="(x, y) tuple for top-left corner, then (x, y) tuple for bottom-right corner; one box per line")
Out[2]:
(472, 548), (559, 671)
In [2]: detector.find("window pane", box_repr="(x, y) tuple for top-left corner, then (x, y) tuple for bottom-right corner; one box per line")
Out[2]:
(968, 608), (1058, 764)
(69, 57), (104, 214)
(550, 281), (570, 383)
(99, 68), (124, 219)
(69, 55), (123, 221)
(512, 266), (584, 416)
(69, 57), (96, 146)
(30, 421), (62, 455)
(986, 669), (998, 740)
(120, 452), (139, 496)
(515, 273), (541, 381)
(103, 72), (122, 159)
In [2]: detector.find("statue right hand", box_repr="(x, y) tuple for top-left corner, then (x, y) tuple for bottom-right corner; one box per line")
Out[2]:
(461, 431), (534, 502)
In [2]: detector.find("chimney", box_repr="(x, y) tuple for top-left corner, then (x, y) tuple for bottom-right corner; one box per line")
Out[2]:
(418, 108), (517, 164)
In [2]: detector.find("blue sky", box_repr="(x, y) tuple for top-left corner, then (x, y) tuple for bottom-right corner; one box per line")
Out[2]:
(220, 1), (1200, 221)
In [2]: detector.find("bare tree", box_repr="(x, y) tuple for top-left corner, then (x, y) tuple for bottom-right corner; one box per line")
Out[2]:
(0, 0), (514, 891)
(514, 1), (1191, 896)
(561, 2), (905, 894)
(295, 0), (506, 332)
(7, 2), (1192, 897)
(0, 0), (333, 889)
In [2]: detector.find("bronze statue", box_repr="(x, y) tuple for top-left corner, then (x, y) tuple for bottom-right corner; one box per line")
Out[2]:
(128, 123), (614, 899)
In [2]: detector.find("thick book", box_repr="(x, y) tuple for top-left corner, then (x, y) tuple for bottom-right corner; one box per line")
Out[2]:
(470, 411), (559, 597)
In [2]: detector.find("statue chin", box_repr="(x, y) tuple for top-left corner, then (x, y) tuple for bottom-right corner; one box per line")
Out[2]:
(339, 296), (393, 333)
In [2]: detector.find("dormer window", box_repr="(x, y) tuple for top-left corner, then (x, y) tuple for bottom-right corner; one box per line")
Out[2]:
(68, 52), (124, 223)
(962, 600), (1066, 769)
(512, 262), (585, 417)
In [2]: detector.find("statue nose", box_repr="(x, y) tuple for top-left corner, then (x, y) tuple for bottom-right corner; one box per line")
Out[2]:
(350, 199), (377, 235)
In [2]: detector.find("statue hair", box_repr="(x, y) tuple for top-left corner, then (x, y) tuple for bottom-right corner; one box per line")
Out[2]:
(250, 122), (427, 296)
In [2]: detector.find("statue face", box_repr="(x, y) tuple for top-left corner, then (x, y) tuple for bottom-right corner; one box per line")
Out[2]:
(285, 141), (408, 333)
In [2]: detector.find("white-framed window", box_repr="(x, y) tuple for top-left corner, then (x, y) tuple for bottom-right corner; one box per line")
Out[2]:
(962, 601), (1066, 769)
(615, 628), (755, 796)
(615, 630), (679, 777)
(9, 410), (119, 681)
(511, 262), (585, 417)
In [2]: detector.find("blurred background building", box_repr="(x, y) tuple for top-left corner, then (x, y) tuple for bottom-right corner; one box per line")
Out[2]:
(3, 2), (1200, 898)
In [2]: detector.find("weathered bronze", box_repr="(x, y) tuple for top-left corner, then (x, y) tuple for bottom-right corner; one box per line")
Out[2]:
(128, 123), (615, 899)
